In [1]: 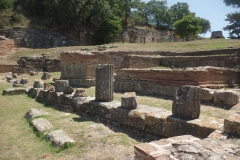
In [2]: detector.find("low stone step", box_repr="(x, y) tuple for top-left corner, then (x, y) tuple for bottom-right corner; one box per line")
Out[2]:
(2, 88), (29, 95)
(31, 118), (52, 132)
(47, 130), (75, 148)
(25, 108), (48, 119)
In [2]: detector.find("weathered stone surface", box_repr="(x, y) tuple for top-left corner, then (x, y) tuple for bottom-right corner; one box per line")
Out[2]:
(12, 73), (18, 78)
(172, 85), (201, 120)
(44, 83), (50, 90)
(13, 83), (23, 87)
(211, 31), (225, 39)
(208, 130), (229, 140)
(50, 91), (62, 104)
(95, 64), (114, 102)
(224, 113), (240, 136)
(31, 118), (52, 132)
(6, 74), (13, 82)
(25, 108), (48, 119)
(121, 92), (138, 109)
(3, 88), (29, 95)
(72, 97), (92, 112)
(214, 90), (239, 106)
(74, 88), (87, 97)
(60, 94), (74, 106)
(41, 72), (52, 80)
(20, 78), (29, 85)
(47, 130), (75, 148)
(135, 135), (240, 160)
(33, 79), (44, 88)
(64, 86), (74, 94)
(29, 88), (43, 98)
(30, 71), (38, 76)
(55, 80), (69, 92)
(199, 88), (214, 101)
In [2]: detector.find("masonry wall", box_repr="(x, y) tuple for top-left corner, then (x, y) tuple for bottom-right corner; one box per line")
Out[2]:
(0, 39), (14, 55)
(14, 56), (61, 73)
(0, 64), (17, 73)
(114, 67), (239, 96)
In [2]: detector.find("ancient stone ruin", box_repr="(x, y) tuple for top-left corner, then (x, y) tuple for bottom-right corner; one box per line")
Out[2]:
(211, 31), (225, 39)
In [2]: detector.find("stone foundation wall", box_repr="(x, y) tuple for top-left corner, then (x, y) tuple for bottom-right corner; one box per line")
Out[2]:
(114, 67), (239, 96)
(60, 51), (98, 87)
(0, 64), (17, 73)
(14, 56), (61, 73)
(0, 39), (14, 55)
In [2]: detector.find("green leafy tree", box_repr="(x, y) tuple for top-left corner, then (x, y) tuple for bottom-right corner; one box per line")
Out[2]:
(223, 0), (240, 8)
(173, 14), (202, 41)
(146, 0), (170, 29)
(0, 0), (13, 11)
(223, 12), (240, 39)
(94, 17), (122, 44)
(199, 18), (211, 35)
(132, 1), (148, 26)
(170, 2), (190, 24)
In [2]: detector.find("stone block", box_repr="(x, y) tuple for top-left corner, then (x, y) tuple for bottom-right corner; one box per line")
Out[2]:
(33, 79), (44, 88)
(172, 85), (201, 120)
(72, 97), (92, 112)
(25, 108), (48, 119)
(58, 104), (74, 113)
(29, 88), (43, 98)
(224, 113), (240, 136)
(199, 88), (214, 101)
(50, 92), (62, 104)
(55, 80), (69, 92)
(30, 71), (38, 76)
(74, 88), (87, 97)
(121, 92), (138, 109)
(3, 88), (29, 95)
(20, 78), (29, 85)
(214, 90), (239, 106)
(31, 118), (52, 132)
(110, 105), (130, 124)
(207, 130), (229, 140)
(64, 86), (74, 94)
(47, 130), (75, 148)
(41, 72), (52, 80)
(60, 94), (74, 106)
(13, 83), (23, 87)
(95, 64), (114, 102)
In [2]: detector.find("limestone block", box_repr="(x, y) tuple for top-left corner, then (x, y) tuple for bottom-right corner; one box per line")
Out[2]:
(109, 105), (129, 124)
(31, 118), (52, 132)
(3, 88), (29, 95)
(95, 64), (114, 102)
(20, 78), (29, 85)
(50, 91), (62, 104)
(25, 108), (48, 119)
(207, 130), (229, 140)
(121, 92), (138, 109)
(29, 88), (43, 98)
(172, 85), (201, 120)
(55, 80), (69, 92)
(30, 71), (38, 76)
(33, 79), (44, 88)
(214, 90), (239, 106)
(12, 73), (18, 78)
(47, 130), (75, 148)
(60, 94), (74, 106)
(59, 104), (74, 113)
(224, 113), (240, 136)
(6, 75), (13, 82)
(199, 88), (214, 101)
(72, 97), (91, 112)
(13, 83), (23, 87)
(41, 72), (52, 80)
(64, 86), (74, 94)
(74, 88), (87, 97)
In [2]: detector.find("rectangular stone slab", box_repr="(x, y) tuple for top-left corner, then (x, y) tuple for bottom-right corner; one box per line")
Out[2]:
(31, 118), (52, 132)
(47, 130), (75, 148)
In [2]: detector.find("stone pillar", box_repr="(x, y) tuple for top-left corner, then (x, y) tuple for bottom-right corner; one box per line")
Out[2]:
(172, 85), (200, 120)
(55, 80), (69, 92)
(95, 64), (113, 102)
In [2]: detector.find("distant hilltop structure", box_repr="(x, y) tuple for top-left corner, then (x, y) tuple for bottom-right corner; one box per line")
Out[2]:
(210, 31), (225, 39)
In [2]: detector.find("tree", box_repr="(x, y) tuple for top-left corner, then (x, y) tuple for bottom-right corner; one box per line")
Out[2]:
(199, 18), (211, 35)
(170, 2), (190, 24)
(146, 0), (170, 29)
(94, 17), (122, 44)
(223, 0), (240, 8)
(173, 14), (202, 41)
(0, 0), (13, 11)
(223, 12), (240, 39)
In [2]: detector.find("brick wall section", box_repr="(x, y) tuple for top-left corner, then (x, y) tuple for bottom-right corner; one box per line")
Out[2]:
(60, 51), (98, 79)
(14, 56), (61, 73)
(0, 39), (14, 55)
(0, 64), (17, 73)
(115, 67), (239, 87)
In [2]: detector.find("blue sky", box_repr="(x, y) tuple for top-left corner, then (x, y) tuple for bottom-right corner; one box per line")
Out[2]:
(142, 0), (239, 38)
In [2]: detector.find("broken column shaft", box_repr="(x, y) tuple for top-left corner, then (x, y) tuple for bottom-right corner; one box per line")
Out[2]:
(95, 64), (113, 102)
